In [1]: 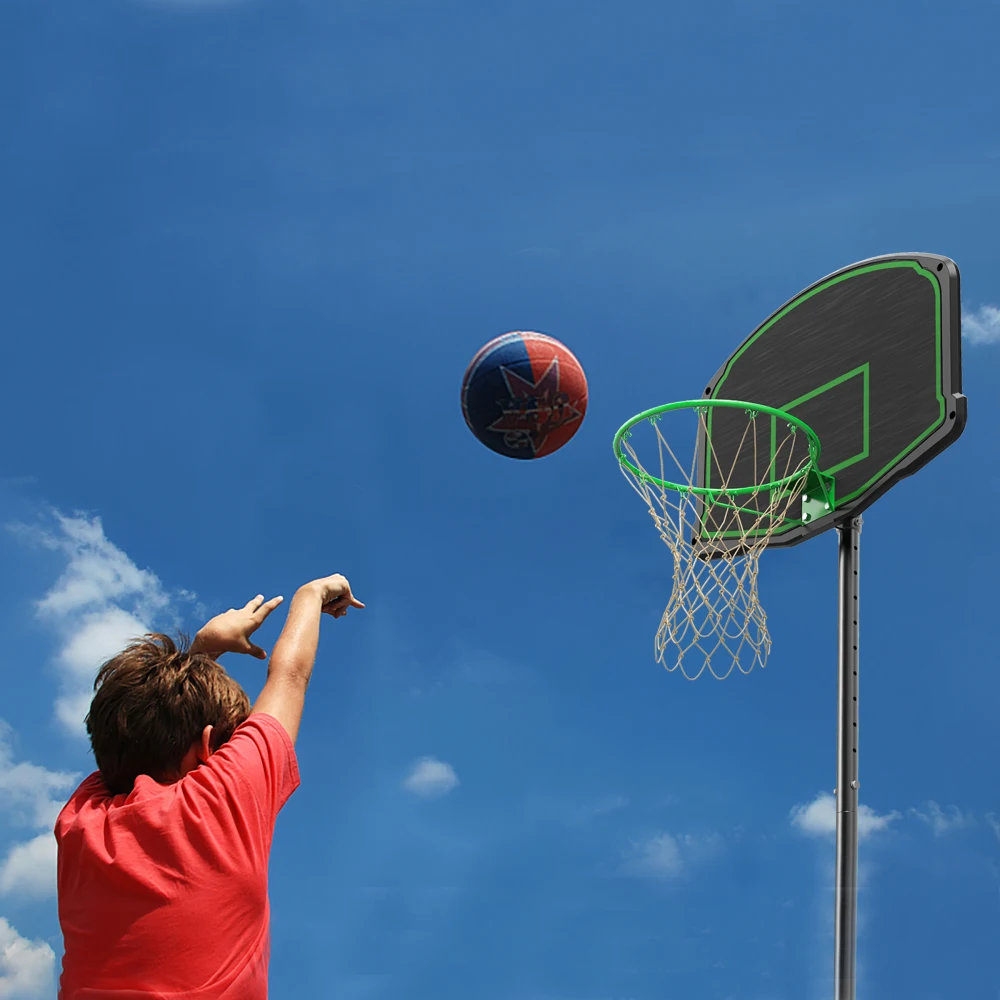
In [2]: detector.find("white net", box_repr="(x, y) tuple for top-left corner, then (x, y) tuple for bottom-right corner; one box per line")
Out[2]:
(618, 407), (814, 680)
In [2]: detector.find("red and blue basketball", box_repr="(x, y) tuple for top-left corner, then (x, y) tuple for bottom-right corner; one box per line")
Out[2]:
(461, 331), (588, 459)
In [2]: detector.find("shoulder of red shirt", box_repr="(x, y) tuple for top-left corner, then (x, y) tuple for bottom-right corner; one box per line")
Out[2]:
(56, 711), (299, 825)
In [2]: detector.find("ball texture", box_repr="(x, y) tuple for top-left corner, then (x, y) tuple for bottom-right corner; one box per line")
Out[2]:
(461, 331), (588, 459)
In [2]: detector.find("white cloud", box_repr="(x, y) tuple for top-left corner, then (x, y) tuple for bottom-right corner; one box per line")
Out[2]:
(9, 511), (181, 737)
(57, 608), (152, 681)
(963, 305), (1000, 345)
(623, 832), (683, 877)
(0, 722), (79, 902)
(0, 836), (56, 901)
(0, 918), (55, 999)
(0, 726), (78, 831)
(620, 831), (723, 879)
(402, 758), (459, 799)
(908, 801), (975, 836)
(54, 692), (95, 736)
(790, 793), (836, 836)
(31, 513), (167, 620)
(789, 792), (901, 839)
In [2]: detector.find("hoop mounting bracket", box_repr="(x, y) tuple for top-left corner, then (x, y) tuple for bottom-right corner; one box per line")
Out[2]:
(801, 469), (836, 525)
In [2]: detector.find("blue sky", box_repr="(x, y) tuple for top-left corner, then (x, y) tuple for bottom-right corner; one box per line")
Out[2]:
(1, 0), (999, 997)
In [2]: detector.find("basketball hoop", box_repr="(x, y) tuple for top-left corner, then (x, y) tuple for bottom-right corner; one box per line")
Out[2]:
(613, 399), (832, 680)
(611, 254), (967, 997)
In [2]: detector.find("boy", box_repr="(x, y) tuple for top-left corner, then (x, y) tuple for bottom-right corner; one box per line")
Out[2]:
(55, 572), (364, 999)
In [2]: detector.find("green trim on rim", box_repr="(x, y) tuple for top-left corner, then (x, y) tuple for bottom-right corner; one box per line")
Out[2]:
(613, 399), (828, 502)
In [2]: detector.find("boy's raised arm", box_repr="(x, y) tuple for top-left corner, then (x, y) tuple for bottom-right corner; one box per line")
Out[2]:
(252, 574), (364, 744)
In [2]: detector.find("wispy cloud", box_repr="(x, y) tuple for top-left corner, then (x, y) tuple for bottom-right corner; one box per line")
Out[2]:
(402, 757), (459, 799)
(0, 916), (55, 998)
(620, 830), (724, 879)
(29, 513), (167, 620)
(0, 724), (79, 831)
(987, 813), (1000, 842)
(9, 511), (190, 735)
(789, 792), (901, 839)
(792, 792), (987, 998)
(962, 305), (1000, 344)
(571, 794), (630, 825)
(908, 801), (975, 836)
(0, 721), (80, 901)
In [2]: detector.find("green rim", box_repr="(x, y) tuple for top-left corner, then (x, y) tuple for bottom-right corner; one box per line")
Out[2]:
(613, 399), (823, 496)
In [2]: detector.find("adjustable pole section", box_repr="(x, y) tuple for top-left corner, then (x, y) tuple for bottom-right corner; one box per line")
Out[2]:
(834, 517), (862, 1000)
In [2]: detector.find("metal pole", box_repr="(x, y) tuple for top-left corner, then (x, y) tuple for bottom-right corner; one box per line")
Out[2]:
(834, 516), (862, 1000)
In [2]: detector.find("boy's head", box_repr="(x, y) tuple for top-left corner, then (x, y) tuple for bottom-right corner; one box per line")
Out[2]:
(85, 633), (251, 795)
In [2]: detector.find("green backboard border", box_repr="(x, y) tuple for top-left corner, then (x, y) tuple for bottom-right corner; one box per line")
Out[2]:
(694, 253), (966, 552)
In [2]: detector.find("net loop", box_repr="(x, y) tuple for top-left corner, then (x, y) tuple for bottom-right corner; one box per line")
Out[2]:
(613, 400), (825, 680)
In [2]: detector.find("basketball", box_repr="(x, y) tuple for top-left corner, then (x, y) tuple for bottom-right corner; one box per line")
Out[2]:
(461, 331), (588, 459)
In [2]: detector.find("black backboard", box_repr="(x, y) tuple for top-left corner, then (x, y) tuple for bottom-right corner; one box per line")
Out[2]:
(694, 253), (966, 552)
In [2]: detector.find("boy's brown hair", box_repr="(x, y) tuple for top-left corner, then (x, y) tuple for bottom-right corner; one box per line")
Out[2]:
(85, 633), (251, 795)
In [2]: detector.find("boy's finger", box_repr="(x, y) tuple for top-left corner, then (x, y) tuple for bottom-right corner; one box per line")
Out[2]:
(247, 643), (267, 659)
(254, 595), (284, 620)
(243, 595), (264, 611)
(350, 597), (365, 608)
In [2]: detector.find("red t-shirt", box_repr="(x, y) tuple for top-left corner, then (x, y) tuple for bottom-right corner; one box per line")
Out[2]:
(55, 713), (300, 999)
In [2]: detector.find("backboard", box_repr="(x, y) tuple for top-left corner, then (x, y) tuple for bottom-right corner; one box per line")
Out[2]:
(694, 253), (967, 554)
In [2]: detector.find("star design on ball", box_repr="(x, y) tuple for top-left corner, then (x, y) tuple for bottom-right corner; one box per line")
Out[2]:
(488, 357), (583, 454)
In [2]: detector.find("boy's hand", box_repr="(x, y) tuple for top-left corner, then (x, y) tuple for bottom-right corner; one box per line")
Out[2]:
(191, 595), (285, 660)
(253, 573), (364, 744)
(304, 574), (365, 619)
